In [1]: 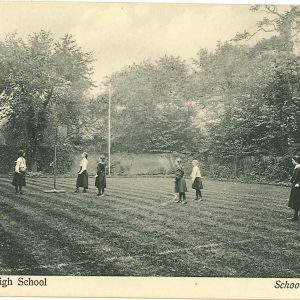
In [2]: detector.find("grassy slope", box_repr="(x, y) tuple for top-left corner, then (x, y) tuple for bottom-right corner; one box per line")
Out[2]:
(0, 177), (298, 277)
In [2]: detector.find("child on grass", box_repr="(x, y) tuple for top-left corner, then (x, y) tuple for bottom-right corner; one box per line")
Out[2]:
(95, 155), (107, 197)
(74, 152), (89, 193)
(287, 155), (300, 221)
(12, 150), (27, 194)
(174, 158), (188, 204)
(191, 159), (203, 201)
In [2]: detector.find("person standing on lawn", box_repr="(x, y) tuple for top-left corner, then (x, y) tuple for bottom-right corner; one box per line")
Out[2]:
(74, 152), (89, 193)
(191, 159), (203, 201)
(12, 150), (27, 194)
(174, 158), (188, 204)
(288, 155), (300, 221)
(95, 155), (107, 197)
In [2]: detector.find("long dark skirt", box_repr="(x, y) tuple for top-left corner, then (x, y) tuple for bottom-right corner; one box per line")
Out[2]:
(95, 173), (106, 189)
(288, 186), (300, 210)
(192, 177), (203, 190)
(175, 178), (187, 193)
(12, 172), (26, 187)
(76, 170), (88, 188)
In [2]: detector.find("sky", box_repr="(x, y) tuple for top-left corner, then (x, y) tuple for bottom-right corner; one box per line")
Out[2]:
(0, 1), (293, 92)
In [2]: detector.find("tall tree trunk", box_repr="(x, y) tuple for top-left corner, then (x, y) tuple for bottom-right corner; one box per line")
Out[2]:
(31, 144), (38, 172)
(27, 104), (49, 172)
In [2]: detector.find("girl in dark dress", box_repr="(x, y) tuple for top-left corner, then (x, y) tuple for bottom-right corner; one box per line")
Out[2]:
(288, 155), (300, 221)
(12, 150), (27, 194)
(95, 156), (107, 197)
(74, 152), (89, 193)
(174, 158), (188, 204)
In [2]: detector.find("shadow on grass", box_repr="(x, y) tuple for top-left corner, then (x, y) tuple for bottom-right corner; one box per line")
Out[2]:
(0, 224), (44, 275)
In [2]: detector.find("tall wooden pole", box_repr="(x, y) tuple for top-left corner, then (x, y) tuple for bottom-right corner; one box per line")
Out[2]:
(54, 126), (57, 189)
(108, 82), (111, 176)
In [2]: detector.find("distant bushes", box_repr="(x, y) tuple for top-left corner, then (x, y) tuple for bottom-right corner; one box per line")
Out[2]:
(138, 166), (169, 176)
(199, 155), (292, 183)
(110, 160), (130, 175)
(103, 153), (295, 184)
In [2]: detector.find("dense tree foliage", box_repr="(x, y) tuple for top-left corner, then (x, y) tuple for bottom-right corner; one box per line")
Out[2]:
(193, 40), (300, 158)
(92, 56), (204, 153)
(0, 31), (94, 170)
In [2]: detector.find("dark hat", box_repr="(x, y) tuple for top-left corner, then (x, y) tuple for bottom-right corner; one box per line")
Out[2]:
(18, 150), (25, 157)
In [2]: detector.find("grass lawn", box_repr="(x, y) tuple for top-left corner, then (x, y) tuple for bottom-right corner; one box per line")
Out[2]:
(0, 176), (298, 277)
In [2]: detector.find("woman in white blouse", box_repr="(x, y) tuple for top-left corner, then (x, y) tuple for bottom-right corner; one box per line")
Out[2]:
(12, 150), (27, 194)
(190, 159), (203, 201)
(74, 152), (89, 193)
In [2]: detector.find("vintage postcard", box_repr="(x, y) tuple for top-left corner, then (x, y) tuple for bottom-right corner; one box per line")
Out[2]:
(0, 0), (300, 298)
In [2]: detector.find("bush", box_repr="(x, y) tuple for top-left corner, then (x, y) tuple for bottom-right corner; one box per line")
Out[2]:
(110, 160), (130, 175)
(199, 155), (293, 183)
(142, 167), (167, 176)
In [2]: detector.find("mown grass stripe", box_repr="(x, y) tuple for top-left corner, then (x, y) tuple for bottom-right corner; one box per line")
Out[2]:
(0, 218), (45, 275)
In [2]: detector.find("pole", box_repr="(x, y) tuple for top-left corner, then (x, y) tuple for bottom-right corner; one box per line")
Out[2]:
(43, 106), (65, 193)
(54, 126), (57, 189)
(108, 82), (111, 176)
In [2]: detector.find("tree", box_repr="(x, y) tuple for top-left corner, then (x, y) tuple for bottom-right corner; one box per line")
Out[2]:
(233, 5), (300, 52)
(94, 56), (204, 154)
(0, 31), (94, 170)
(194, 39), (300, 158)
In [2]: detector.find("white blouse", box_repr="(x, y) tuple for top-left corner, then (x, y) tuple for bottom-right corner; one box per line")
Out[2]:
(79, 157), (88, 174)
(191, 166), (201, 181)
(15, 157), (27, 173)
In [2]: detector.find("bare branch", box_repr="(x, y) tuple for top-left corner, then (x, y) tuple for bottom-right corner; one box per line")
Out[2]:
(265, 5), (283, 18)
(257, 22), (278, 32)
(245, 28), (276, 41)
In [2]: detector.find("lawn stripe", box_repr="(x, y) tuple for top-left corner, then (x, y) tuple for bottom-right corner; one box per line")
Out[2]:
(0, 220), (45, 274)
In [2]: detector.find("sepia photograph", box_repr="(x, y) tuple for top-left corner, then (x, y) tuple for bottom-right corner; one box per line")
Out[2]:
(0, 0), (300, 298)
